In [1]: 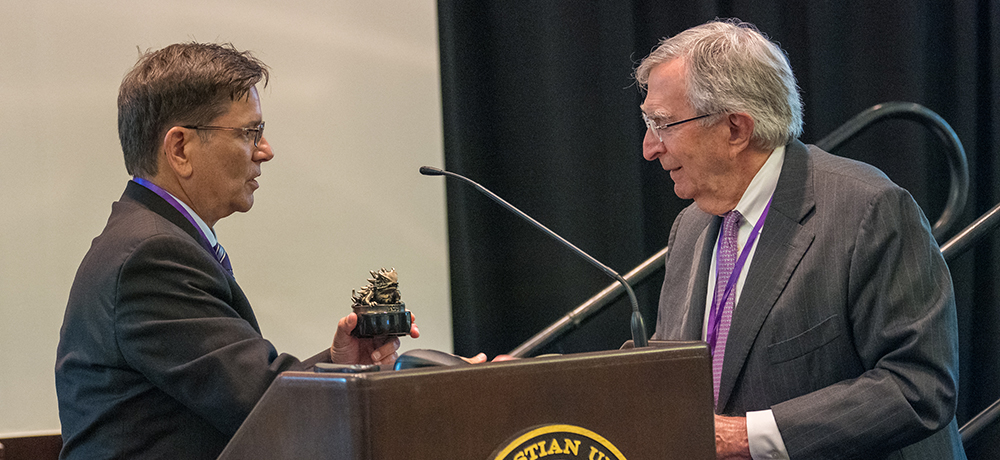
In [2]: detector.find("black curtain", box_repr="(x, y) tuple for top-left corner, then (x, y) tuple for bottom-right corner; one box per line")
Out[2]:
(438, 0), (1000, 457)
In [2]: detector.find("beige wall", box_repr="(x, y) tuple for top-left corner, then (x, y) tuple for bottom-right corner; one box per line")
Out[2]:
(0, 0), (451, 434)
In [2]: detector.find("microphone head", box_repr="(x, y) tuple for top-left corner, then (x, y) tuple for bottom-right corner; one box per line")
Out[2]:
(419, 166), (445, 176)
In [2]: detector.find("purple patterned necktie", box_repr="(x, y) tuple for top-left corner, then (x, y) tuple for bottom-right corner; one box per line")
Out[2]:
(712, 210), (742, 406)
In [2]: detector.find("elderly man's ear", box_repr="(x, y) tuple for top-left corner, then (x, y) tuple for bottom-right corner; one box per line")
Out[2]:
(726, 112), (755, 155)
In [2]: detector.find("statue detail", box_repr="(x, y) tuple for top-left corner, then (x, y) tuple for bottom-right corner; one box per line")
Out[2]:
(351, 267), (402, 306)
(349, 267), (411, 338)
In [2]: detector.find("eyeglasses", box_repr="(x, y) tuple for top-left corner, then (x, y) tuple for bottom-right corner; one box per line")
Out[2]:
(642, 112), (713, 144)
(182, 121), (265, 147)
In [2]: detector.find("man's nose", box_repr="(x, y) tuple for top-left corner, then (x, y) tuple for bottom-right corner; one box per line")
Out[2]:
(255, 136), (274, 162)
(642, 129), (663, 161)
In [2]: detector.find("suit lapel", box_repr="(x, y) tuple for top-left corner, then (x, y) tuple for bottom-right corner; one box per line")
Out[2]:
(122, 181), (258, 330)
(656, 207), (720, 341)
(717, 140), (817, 410)
(682, 216), (721, 339)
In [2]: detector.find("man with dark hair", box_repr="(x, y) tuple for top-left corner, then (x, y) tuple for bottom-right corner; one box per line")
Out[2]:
(637, 20), (965, 459)
(55, 42), (415, 459)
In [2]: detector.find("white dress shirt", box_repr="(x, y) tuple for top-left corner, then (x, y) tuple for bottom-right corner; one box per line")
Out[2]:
(702, 145), (790, 460)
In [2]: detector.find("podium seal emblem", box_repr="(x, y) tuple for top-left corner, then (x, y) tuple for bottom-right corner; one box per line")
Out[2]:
(490, 424), (626, 460)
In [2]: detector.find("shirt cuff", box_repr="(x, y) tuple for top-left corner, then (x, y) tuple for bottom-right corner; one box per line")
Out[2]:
(746, 409), (790, 459)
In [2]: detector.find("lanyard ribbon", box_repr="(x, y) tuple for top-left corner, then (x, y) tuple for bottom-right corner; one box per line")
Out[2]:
(706, 197), (772, 355)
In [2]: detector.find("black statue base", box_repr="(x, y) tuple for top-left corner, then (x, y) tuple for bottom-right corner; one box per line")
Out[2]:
(351, 302), (411, 337)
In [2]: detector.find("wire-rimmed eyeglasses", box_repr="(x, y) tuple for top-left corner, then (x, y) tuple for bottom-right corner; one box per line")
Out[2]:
(642, 112), (713, 144)
(182, 121), (265, 147)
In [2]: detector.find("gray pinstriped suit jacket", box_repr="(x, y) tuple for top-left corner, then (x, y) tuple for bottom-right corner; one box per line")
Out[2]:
(653, 140), (966, 459)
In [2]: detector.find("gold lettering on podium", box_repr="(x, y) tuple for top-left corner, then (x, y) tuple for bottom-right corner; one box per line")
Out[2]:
(491, 424), (624, 460)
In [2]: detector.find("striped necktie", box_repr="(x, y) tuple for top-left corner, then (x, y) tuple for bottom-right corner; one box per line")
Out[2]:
(214, 242), (233, 275)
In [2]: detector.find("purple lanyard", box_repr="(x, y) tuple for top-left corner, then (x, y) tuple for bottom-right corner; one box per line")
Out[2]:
(706, 197), (772, 354)
(132, 178), (217, 258)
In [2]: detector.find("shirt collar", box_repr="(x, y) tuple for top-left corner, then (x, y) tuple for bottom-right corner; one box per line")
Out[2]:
(733, 144), (784, 227)
(171, 193), (218, 247)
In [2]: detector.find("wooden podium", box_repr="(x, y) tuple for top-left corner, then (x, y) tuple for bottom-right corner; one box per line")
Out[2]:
(219, 342), (714, 459)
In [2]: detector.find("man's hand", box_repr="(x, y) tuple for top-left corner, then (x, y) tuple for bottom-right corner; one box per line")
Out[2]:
(330, 312), (420, 367)
(715, 414), (751, 460)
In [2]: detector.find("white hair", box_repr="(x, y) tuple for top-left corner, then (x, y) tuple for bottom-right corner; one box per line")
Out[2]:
(635, 19), (804, 150)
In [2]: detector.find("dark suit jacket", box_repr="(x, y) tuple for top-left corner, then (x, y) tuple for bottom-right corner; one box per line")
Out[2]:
(55, 181), (328, 459)
(653, 141), (966, 459)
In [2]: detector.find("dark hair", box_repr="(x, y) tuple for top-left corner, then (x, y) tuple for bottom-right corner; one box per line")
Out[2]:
(117, 42), (269, 177)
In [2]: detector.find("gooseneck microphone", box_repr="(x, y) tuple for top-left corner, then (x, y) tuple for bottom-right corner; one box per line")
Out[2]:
(420, 165), (648, 348)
